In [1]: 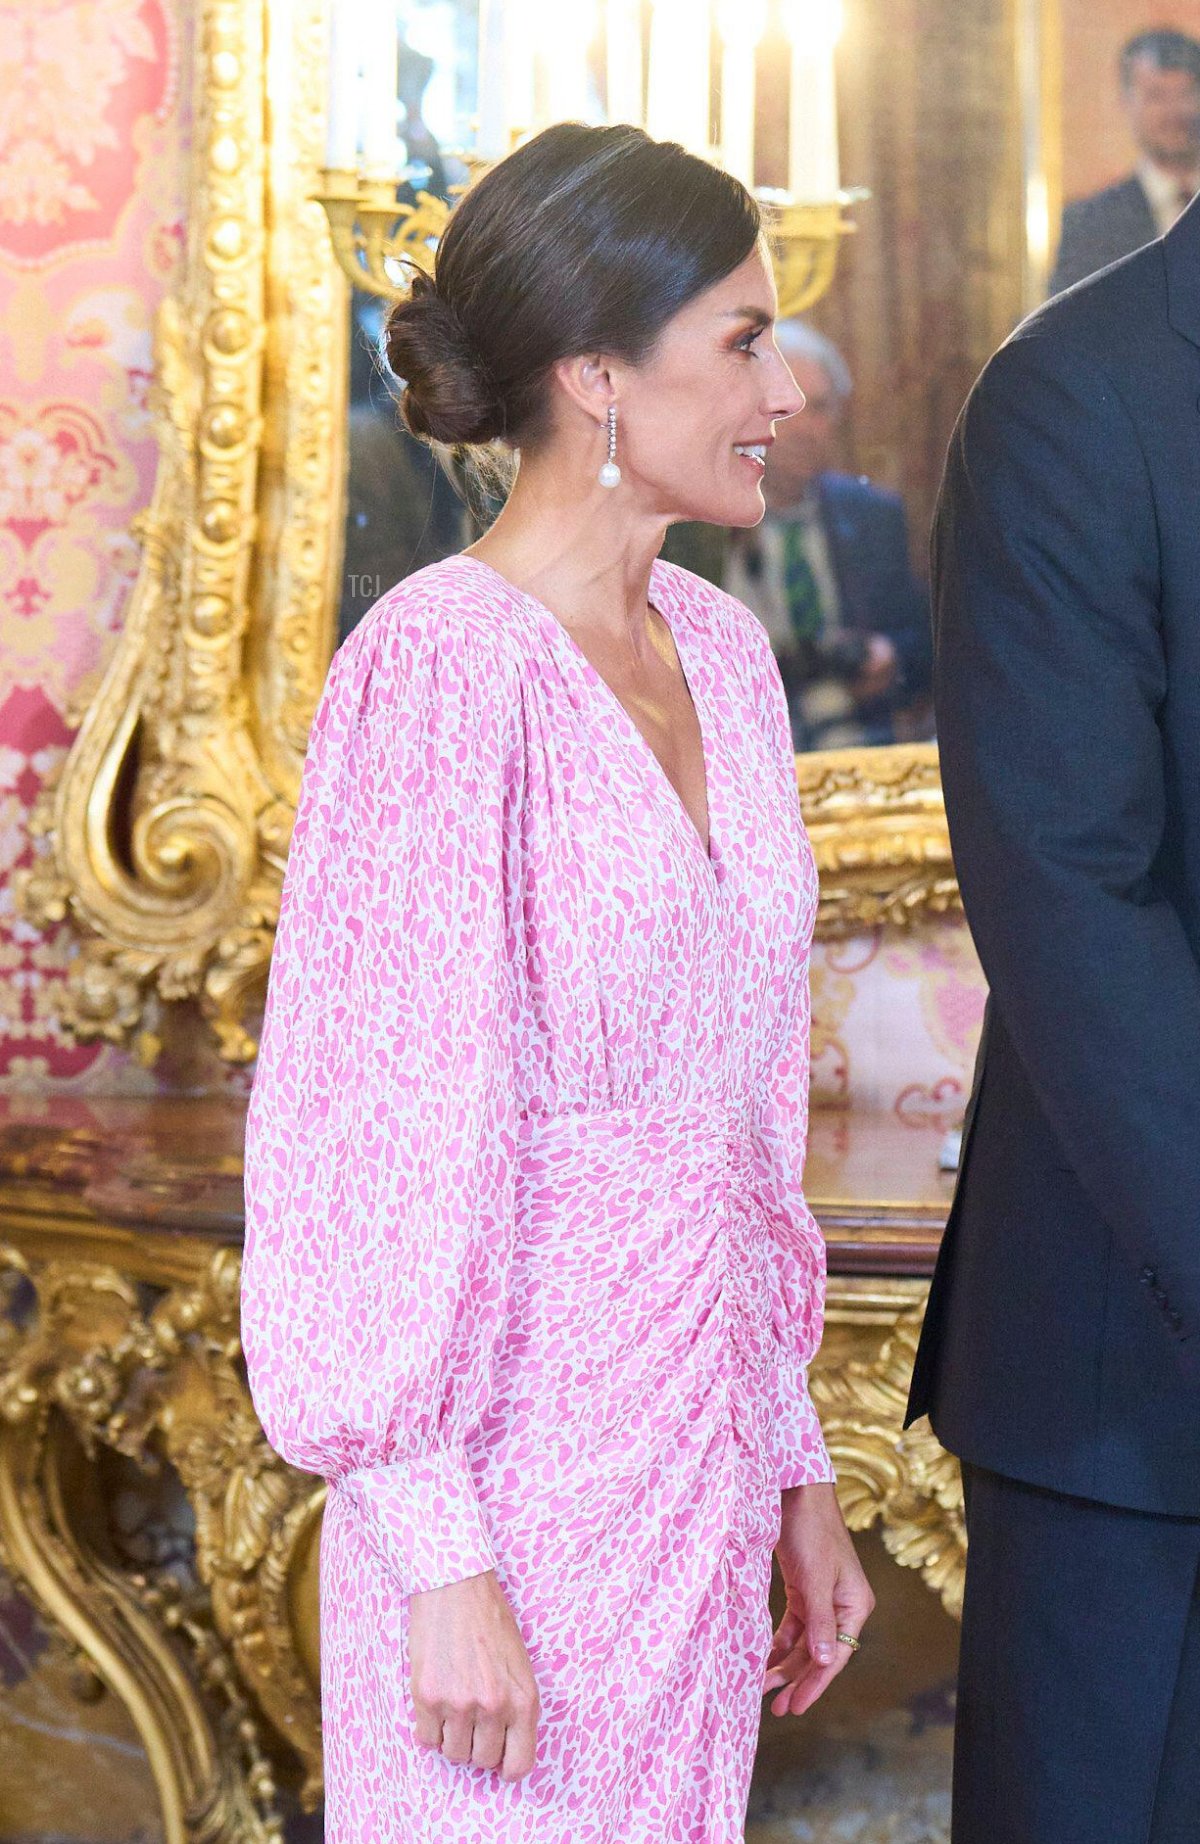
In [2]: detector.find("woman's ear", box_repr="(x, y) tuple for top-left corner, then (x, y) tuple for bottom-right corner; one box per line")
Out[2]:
(550, 353), (616, 430)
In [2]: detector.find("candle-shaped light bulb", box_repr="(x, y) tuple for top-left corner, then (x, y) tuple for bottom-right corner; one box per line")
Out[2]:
(647, 0), (711, 154)
(325, 8), (361, 169)
(503, 0), (536, 145)
(535, 0), (597, 127)
(606, 0), (644, 127)
(477, 0), (509, 160)
(783, 0), (843, 199)
(717, 0), (768, 189)
(362, 0), (400, 176)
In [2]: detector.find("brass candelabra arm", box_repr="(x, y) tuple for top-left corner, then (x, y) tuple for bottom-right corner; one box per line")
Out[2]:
(316, 165), (868, 315)
(313, 168), (452, 299)
(764, 189), (869, 319)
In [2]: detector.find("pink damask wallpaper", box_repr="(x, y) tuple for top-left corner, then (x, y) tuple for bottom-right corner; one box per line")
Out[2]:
(0, 0), (190, 1093)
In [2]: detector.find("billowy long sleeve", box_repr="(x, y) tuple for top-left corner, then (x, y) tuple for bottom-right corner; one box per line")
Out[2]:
(242, 598), (522, 1594)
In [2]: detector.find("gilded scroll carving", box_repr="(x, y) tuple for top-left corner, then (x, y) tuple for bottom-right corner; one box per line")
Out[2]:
(812, 1298), (966, 1619)
(0, 1245), (324, 1838)
(19, 0), (346, 1066)
(797, 744), (961, 940)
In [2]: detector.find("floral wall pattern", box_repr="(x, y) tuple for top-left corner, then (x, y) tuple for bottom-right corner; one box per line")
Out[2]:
(0, 0), (190, 1093)
(810, 918), (988, 1123)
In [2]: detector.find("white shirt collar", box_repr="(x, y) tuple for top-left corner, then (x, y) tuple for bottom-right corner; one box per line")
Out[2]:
(1137, 158), (1199, 235)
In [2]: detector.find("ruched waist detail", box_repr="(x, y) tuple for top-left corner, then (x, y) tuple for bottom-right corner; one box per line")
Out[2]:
(470, 1099), (783, 1557)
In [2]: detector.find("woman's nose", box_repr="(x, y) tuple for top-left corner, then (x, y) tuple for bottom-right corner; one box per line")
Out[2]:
(768, 355), (807, 421)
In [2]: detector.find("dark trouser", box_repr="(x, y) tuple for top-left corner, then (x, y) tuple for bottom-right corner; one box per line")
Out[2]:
(954, 1463), (1200, 1844)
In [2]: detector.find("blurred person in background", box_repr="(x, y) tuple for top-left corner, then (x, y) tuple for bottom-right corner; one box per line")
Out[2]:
(721, 322), (931, 752)
(1049, 28), (1200, 296)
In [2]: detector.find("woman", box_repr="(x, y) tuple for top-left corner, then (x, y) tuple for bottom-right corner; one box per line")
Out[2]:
(242, 122), (873, 1844)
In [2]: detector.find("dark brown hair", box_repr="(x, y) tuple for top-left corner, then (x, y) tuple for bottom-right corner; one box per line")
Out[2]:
(384, 122), (762, 449)
(1121, 28), (1200, 90)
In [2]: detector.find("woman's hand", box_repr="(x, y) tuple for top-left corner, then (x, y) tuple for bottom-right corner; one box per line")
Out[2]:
(762, 1481), (875, 1718)
(408, 1570), (540, 1782)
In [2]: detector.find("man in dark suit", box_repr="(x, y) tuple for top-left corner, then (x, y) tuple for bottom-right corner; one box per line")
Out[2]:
(1050, 28), (1200, 295)
(908, 192), (1200, 1840)
(719, 322), (931, 751)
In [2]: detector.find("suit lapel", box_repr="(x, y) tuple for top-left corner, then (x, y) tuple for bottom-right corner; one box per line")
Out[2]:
(1165, 192), (1200, 350)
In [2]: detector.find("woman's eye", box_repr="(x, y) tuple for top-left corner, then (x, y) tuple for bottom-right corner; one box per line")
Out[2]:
(736, 328), (764, 353)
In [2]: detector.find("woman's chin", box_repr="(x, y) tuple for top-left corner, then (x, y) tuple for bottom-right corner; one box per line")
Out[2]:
(676, 487), (766, 530)
(726, 489), (768, 529)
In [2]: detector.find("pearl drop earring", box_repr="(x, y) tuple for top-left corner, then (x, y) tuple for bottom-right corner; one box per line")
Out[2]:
(598, 405), (621, 489)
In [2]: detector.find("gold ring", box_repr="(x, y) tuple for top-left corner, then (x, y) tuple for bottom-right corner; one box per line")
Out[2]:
(836, 1632), (862, 1652)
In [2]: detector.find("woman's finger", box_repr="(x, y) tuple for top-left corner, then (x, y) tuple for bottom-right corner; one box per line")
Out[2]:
(763, 1606), (803, 1675)
(762, 1625), (814, 1692)
(411, 1704), (444, 1750)
(470, 1712), (507, 1772)
(770, 1663), (819, 1716)
(782, 1617), (867, 1716)
(499, 1699), (539, 1782)
(803, 1587), (839, 1671)
(762, 1609), (805, 1689)
(439, 1711), (475, 1765)
(769, 1588), (871, 1715)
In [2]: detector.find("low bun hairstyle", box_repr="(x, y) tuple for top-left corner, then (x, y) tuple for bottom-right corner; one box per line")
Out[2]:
(384, 122), (762, 451)
(388, 272), (506, 446)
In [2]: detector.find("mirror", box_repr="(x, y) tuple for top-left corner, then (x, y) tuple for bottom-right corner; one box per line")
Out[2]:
(39, 0), (1196, 1056)
(333, 0), (1006, 763)
(337, 0), (1200, 744)
(1050, 5), (1200, 296)
(341, 3), (484, 634)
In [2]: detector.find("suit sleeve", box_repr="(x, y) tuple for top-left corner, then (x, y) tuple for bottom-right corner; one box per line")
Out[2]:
(933, 329), (1200, 1362)
(241, 603), (522, 1594)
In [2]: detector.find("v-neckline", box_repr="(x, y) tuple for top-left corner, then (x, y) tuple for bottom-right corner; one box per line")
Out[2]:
(459, 554), (717, 876)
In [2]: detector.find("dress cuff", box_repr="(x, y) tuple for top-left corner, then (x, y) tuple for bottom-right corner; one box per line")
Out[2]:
(341, 1450), (498, 1595)
(771, 1356), (836, 1489)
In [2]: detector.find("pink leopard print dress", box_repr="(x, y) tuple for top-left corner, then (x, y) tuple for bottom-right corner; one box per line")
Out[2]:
(242, 553), (832, 1844)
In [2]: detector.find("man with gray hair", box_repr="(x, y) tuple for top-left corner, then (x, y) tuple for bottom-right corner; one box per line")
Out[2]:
(723, 321), (931, 752)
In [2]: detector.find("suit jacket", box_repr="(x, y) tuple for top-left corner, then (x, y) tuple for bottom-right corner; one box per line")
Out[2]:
(662, 473), (932, 723)
(907, 198), (1200, 1518)
(1049, 173), (1159, 296)
(813, 473), (932, 706)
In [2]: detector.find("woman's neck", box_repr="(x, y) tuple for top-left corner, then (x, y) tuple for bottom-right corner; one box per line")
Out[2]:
(466, 446), (671, 655)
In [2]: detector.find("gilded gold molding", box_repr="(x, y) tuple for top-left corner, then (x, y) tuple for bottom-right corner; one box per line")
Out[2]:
(813, 1283), (966, 1619)
(0, 1244), (324, 1835)
(19, 0), (345, 1065)
(798, 743), (961, 938)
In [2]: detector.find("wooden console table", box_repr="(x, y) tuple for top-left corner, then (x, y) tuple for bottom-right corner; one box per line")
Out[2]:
(0, 1095), (961, 1844)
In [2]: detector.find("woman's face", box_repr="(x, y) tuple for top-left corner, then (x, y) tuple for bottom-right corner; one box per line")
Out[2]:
(616, 243), (806, 529)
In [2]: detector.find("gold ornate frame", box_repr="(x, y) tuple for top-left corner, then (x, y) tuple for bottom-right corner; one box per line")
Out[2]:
(21, 0), (957, 1064)
(796, 744), (957, 935)
(22, 0), (347, 1064)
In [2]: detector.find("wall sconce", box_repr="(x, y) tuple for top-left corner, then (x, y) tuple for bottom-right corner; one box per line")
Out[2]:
(316, 0), (864, 316)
